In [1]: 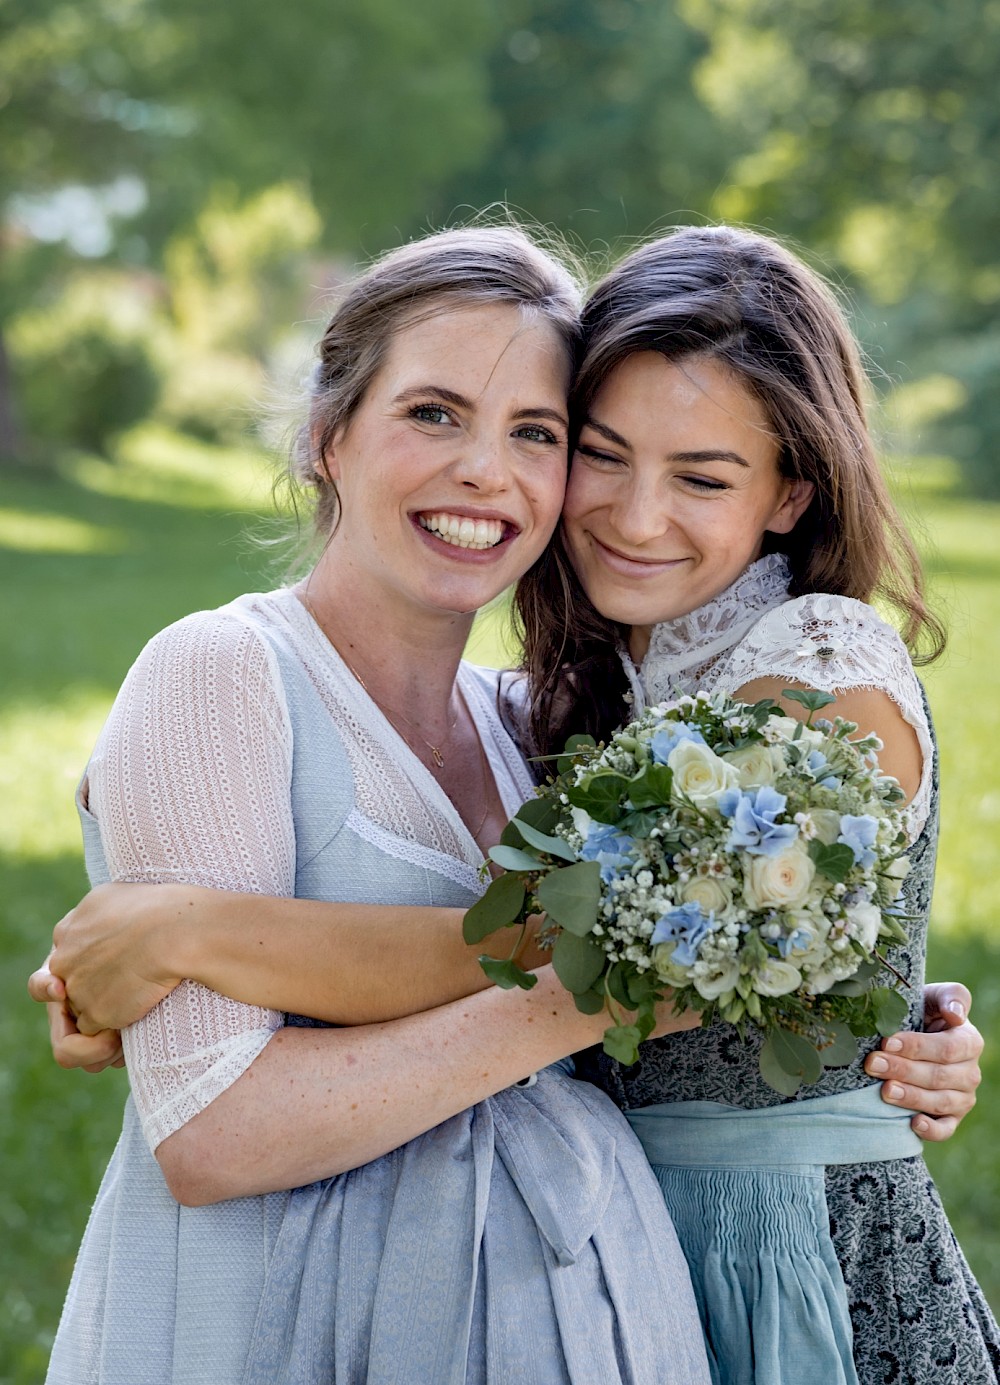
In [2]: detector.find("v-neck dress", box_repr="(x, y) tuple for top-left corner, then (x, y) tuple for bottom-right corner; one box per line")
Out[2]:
(46, 588), (709, 1385)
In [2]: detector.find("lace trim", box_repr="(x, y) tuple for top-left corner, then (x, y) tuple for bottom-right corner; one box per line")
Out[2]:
(641, 553), (791, 704)
(345, 808), (483, 895)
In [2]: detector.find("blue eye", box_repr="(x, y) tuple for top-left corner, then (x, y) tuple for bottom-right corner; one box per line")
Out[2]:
(517, 424), (559, 444)
(409, 403), (453, 424)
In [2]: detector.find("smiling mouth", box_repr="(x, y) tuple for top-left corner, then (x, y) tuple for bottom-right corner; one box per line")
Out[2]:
(418, 512), (507, 550)
(592, 536), (687, 569)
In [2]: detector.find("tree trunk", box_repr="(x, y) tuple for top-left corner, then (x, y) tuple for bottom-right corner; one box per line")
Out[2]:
(0, 323), (24, 462)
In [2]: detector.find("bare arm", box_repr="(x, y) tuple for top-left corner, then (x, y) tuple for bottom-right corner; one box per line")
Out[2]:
(157, 969), (693, 1205)
(42, 883), (548, 1034)
(734, 677), (922, 801)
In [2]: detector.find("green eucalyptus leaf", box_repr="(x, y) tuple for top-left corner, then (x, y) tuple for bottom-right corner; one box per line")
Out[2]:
(488, 844), (544, 872)
(514, 796), (565, 835)
(565, 733), (598, 753)
(565, 774), (629, 824)
(782, 688), (837, 713)
(552, 931), (606, 993)
(761, 1026), (823, 1091)
(871, 986), (909, 1037)
(603, 1023), (643, 1066)
(535, 861), (602, 935)
(606, 961), (632, 1009)
(511, 818), (576, 861)
(816, 1020), (858, 1067)
(808, 840), (855, 884)
(617, 808), (662, 838)
(627, 763), (674, 809)
(759, 1033), (803, 1096)
(573, 987), (607, 1015)
(478, 956), (538, 991)
(463, 873), (527, 944)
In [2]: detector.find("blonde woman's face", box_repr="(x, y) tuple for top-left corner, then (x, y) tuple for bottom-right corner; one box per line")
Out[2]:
(561, 353), (813, 661)
(322, 302), (571, 618)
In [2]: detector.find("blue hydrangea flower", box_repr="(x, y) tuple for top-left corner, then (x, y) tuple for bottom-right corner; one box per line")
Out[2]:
(578, 821), (636, 883)
(722, 785), (800, 857)
(650, 723), (706, 765)
(838, 814), (879, 869)
(651, 900), (714, 966)
(777, 926), (816, 958)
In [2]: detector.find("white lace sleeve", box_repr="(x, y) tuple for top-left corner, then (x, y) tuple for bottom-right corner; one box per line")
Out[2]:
(84, 608), (297, 1151)
(719, 593), (933, 836)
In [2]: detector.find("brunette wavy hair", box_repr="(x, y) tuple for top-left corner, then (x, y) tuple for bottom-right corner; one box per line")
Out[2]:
(514, 224), (945, 757)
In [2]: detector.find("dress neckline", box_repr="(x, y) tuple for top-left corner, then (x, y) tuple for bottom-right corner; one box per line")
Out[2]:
(622, 553), (792, 708)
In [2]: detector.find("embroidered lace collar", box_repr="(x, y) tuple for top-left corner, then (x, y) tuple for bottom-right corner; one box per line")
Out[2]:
(622, 553), (792, 707)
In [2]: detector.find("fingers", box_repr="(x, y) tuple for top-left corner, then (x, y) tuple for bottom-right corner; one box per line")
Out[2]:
(910, 1113), (961, 1143)
(872, 1021), (984, 1067)
(27, 959), (66, 1004)
(922, 981), (973, 1031)
(48, 1001), (123, 1072)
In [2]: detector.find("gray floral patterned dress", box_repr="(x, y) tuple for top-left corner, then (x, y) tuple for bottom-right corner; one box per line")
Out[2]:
(573, 556), (1000, 1385)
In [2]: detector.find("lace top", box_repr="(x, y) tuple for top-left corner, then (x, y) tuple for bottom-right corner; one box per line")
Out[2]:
(81, 588), (534, 1151)
(624, 553), (932, 837)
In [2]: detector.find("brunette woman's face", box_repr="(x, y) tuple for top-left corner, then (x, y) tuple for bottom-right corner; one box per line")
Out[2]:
(562, 353), (813, 661)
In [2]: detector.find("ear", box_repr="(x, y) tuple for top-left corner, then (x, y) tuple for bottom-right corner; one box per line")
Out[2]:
(766, 478), (815, 536)
(311, 420), (341, 484)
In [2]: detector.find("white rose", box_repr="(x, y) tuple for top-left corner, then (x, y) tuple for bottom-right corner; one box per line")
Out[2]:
(781, 916), (831, 969)
(652, 942), (691, 985)
(569, 806), (593, 841)
(681, 875), (735, 916)
(692, 960), (741, 1000)
(743, 843), (817, 911)
(846, 899), (881, 951)
(723, 745), (782, 789)
(882, 856), (911, 901)
(753, 959), (803, 997)
(805, 954), (862, 995)
(809, 809), (843, 846)
(668, 740), (740, 808)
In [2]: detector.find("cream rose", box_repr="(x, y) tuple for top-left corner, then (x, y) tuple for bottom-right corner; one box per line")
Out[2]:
(692, 959), (740, 1001)
(742, 843), (817, 911)
(808, 809), (843, 846)
(846, 899), (881, 951)
(681, 874), (735, 916)
(753, 959), (803, 997)
(668, 740), (740, 808)
(723, 744), (782, 789)
(652, 942), (691, 985)
(764, 716), (826, 751)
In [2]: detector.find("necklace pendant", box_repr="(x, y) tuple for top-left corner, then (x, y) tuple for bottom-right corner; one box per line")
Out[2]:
(431, 746), (445, 769)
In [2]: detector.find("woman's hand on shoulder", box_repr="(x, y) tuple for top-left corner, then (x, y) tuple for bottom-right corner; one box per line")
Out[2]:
(864, 981), (982, 1142)
(28, 960), (124, 1072)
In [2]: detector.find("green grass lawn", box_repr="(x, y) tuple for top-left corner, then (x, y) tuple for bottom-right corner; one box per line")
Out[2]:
(1, 434), (998, 1380)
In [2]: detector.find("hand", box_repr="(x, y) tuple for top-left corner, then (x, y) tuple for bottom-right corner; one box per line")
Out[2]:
(864, 981), (982, 1142)
(42, 883), (183, 1032)
(28, 962), (124, 1072)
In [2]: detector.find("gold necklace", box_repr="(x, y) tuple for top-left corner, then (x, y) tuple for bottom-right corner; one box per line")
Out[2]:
(299, 588), (459, 768)
(298, 586), (492, 841)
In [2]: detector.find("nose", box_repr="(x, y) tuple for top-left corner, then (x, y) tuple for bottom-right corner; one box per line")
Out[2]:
(452, 429), (512, 493)
(609, 474), (671, 547)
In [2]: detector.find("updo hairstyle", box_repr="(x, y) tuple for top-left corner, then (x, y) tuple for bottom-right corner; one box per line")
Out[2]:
(291, 224), (584, 538)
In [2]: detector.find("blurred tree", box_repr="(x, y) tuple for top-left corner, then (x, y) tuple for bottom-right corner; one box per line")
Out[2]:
(431, 0), (727, 253)
(680, 0), (1000, 490)
(0, 0), (498, 461)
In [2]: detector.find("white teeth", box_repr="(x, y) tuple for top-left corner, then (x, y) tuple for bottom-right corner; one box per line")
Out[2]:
(419, 513), (505, 549)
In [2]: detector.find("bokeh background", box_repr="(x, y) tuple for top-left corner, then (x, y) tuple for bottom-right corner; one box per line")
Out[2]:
(2, 1), (999, 1377)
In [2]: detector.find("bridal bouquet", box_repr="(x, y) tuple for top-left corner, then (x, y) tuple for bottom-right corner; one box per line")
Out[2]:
(465, 689), (912, 1095)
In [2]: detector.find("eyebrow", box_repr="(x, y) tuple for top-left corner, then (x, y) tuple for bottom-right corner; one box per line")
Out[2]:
(581, 417), (750, 468)
(395, 386), (568, 429)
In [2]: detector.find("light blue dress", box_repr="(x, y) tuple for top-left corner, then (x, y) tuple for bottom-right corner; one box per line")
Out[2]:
(46, 592), (710, 1385)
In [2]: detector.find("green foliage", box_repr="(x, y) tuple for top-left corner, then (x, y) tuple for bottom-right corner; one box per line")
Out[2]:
(534, 860), (602, 934)
(462, 872), (526, 944)
(10, 273), (160, 452)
